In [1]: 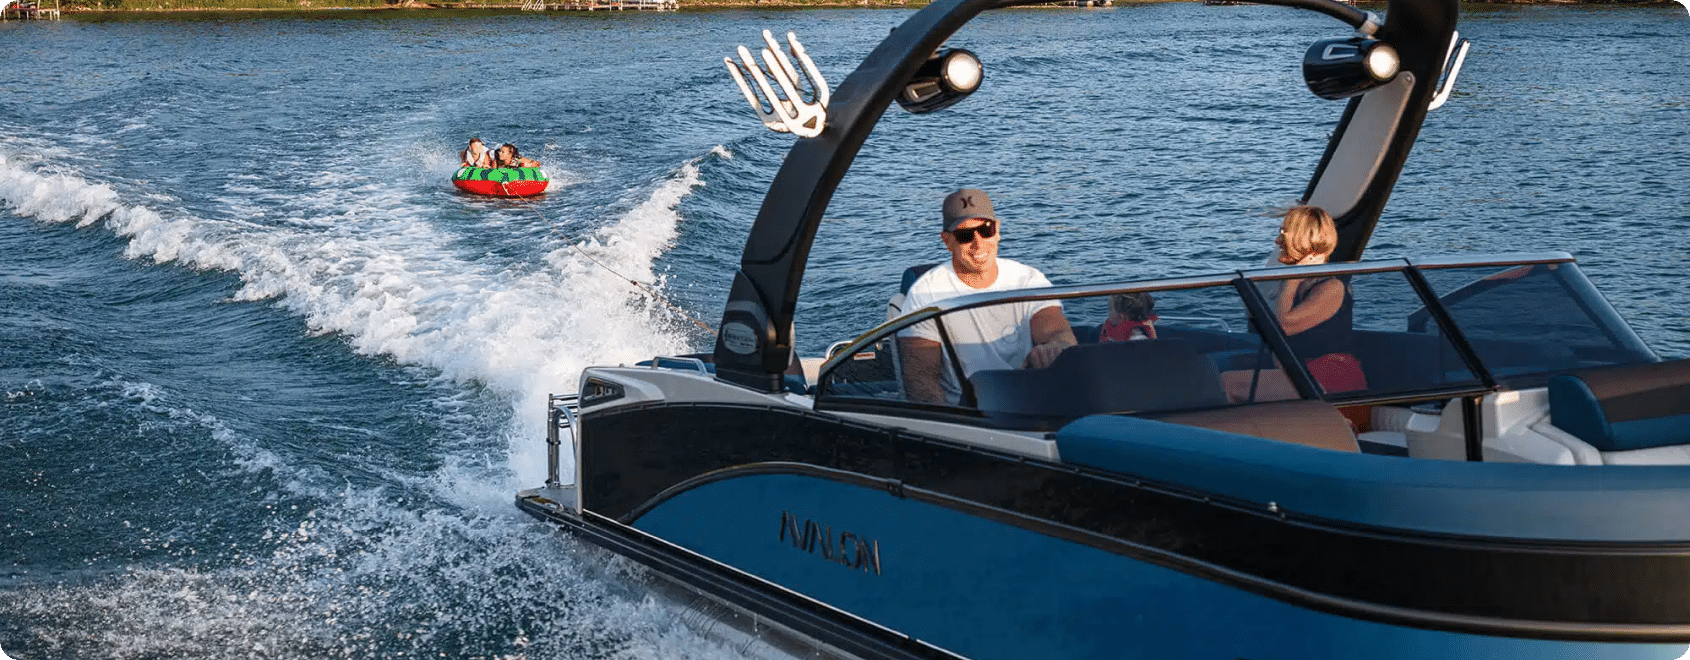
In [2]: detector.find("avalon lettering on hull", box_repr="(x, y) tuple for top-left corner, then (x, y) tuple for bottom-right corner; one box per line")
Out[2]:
(778, 510), (882, 576)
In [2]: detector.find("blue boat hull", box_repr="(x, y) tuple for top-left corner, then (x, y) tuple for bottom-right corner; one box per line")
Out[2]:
(629, 471), (1687, 660)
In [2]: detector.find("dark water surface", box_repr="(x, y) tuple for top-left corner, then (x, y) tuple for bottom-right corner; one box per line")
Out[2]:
(2, 4), (1686, 658)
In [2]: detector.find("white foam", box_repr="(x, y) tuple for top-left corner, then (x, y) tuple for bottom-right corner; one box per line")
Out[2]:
(94, 373), (299, 491)
(0, 154), (126, 228)
(2, 144), (737, 657)
(2, 488), (760, 660)
(1, 147), (717, 494)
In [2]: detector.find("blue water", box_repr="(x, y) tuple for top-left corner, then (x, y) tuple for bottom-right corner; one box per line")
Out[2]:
(1, 4), (1686, 658)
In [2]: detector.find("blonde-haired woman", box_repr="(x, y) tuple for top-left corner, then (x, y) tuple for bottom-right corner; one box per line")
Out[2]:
(1272, 205), (1347, 336)
(1226, 204), (1367, 403)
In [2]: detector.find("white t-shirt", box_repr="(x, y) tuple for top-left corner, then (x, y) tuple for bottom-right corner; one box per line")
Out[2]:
(899, 259), (1061, 403)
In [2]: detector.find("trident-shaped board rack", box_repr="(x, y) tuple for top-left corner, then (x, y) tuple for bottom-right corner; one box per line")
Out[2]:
(724, 30), (831, 138)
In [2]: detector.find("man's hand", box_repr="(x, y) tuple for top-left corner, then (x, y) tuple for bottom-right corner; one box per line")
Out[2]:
(1024, 338), (1073, 369)
(1025, 306), (1078, 369)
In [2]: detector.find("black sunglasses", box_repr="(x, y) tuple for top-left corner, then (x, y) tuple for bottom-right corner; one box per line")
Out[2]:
(950, 221), (997, 243)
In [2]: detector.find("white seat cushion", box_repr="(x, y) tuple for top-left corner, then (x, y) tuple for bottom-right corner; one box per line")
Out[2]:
(1602, 445), (1690, 466)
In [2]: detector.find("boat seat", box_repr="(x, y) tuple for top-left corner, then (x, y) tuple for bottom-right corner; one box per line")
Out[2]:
(1149, 399), (1360, 453)
(970, 339), (1227, 419)
(1547, 358), (1690, 457)
(1053, 413), (1690, 541)
(886, 263), (940, 321)
(1054, 414), (1365, 487)
(901, 263), (938, 295)
(1070, 323), (1102, 344)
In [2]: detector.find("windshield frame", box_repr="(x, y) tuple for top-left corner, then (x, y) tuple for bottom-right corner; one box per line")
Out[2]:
(816, 252), (1647, 427)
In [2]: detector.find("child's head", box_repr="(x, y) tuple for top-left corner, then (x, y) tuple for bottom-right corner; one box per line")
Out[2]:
(1109, 291), (1155, 322)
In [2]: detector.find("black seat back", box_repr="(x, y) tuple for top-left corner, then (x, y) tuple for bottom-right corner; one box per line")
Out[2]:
(900, 263), (939, 296)
(970, 339), (1226, 418)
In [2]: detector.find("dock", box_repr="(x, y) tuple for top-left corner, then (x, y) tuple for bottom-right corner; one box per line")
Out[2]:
(520, 0), (675, 10)
(1, 0), (61, 20)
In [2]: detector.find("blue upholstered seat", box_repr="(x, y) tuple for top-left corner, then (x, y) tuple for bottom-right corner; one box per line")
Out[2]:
(900, 263), (939, 296)
(1054, 413), (1690, 541)
(1548, 359), (1690, 453)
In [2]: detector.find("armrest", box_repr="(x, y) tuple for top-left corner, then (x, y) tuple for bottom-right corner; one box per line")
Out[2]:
(1529, 417), (1605, 465)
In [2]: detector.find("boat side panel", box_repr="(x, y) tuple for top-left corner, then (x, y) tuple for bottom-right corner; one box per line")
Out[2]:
(579, 404), (1690, 631)
(632, 472), (1684, 660)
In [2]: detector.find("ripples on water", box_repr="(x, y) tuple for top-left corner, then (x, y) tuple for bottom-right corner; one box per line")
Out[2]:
(1, 4), (1686, 658)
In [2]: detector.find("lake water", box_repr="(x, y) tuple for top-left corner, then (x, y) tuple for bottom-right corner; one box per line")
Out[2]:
(1, 4), (1686, 658)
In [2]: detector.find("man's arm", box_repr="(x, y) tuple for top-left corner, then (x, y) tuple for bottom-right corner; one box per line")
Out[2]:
(1024, 305), (1078, 369)
(899, 336), (947, 404)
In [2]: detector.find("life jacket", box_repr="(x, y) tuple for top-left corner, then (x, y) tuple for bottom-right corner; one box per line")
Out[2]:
(462, 147), (492, 169)
(1100, 315), (1158, 342)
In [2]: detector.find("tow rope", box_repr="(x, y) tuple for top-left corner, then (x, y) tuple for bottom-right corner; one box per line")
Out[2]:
(498, 180), (718, 336)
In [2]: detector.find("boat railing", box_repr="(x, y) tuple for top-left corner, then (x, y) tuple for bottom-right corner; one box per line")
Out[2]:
(891, 252), (1578, 326)
(1158, 315), (1233, 333)
(647, 355), (710, 374)
(814, 252), (1661, 429)
(546, 393), (581, 492)
(825, 339), (855, 358)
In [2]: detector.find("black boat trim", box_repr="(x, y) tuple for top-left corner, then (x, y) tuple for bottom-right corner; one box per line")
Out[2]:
(580, 401), (1690, 640)
(626, 461), (903, 523)
(515, 496), (971, 660)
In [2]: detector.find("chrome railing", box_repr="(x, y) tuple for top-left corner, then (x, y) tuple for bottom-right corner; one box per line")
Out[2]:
(546, 393), (580, 492)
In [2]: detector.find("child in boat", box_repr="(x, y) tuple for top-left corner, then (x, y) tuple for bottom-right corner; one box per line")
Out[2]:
(1100, 291), (1158, 342)
(460, 138), (493, 169)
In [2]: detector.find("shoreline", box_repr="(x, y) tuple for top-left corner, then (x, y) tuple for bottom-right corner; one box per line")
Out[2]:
(39, 0), (1671, 13)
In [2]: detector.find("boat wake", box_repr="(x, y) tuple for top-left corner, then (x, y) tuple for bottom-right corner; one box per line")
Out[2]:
(0, 146), (723, 482)
(5, 485), (753, 660)
(0, 145), (743, 659)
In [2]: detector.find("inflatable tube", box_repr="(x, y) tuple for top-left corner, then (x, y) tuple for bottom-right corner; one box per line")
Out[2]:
(452, 166), (550, 197)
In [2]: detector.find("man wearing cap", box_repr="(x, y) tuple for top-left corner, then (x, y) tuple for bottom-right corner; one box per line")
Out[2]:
(899, 188), (1077, 405)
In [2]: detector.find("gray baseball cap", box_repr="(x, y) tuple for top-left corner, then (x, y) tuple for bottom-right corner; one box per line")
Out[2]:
(942, 188), (998, 231)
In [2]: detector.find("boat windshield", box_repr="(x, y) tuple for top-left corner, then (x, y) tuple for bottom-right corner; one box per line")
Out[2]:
(816, 257), (1654, 428)
(1411, 261), (1653, 376)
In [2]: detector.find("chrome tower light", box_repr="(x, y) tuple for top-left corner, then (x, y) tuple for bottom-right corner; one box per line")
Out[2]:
(896, 48), (983, 114)
(1302, 36), (1401, 100)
